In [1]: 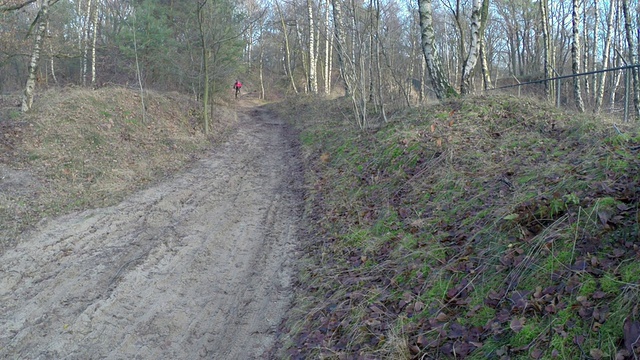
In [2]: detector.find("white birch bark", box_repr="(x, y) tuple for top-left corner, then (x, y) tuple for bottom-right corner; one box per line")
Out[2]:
(22, 0), (50, 112)
(590, 0), (599, 99)
(259, 34), (265, 99)
(595, 0), (616, 113)
(460, 0), (481, 94)
(47, 18), (57, 84)
(82, 0), (92, 86)
(90, 0), (99, 87)
(582, 1), (590, 99)
(324, 0), (331, 95)
(418, 0), (456, 100)
(307, 0), (318, 93)
(609, 7), (623, 111)
(571, 0), (585, 112)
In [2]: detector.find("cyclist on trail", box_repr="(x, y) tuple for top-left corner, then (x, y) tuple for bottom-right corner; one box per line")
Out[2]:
(233, 79), (242, 98)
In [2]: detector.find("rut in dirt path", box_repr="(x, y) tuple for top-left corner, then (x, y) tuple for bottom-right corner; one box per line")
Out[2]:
(0, 103), (303, 359)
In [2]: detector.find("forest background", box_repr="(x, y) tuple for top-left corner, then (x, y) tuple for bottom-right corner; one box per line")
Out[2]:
(1, 0), (639, 124)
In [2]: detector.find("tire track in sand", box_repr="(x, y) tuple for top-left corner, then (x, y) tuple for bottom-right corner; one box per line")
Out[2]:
(0, 103), (303, 359)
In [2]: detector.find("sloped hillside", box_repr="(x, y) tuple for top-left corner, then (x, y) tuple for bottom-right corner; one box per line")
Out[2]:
(271, 95), (640, 359)
(0, 87), (236, 250)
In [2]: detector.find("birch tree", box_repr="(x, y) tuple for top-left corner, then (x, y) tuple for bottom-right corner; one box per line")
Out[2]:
(90, 0), (99, 87)
(621, 0), (640, 119)
(307, 0), (318, 93)
(571, 0), (585, 112)
(82, 0), (93, 86)
(594, 0), (616, 113)
(22, 0), (52, 112)
(460, 0), (482, 95)
(418, 0), (456, 100)
(478, 0), (491, 90)
(539, 0), (553, 101)
(324, 0), (332, 95)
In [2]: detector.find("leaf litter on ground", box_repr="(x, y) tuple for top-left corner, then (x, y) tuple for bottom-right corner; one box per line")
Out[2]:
(270, 95), (640, 359)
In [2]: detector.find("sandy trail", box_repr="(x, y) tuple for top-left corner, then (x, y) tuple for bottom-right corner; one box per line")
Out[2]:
(0, 102), (303, 359)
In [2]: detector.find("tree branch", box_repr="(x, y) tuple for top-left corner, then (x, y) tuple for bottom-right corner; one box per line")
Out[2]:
(0, 0), (37, 13)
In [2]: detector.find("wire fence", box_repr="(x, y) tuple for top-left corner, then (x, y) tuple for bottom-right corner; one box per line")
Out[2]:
(489, 64), (640, 122)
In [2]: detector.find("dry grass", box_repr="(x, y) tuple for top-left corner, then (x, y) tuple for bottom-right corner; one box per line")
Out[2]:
(0, 86), (237, 251)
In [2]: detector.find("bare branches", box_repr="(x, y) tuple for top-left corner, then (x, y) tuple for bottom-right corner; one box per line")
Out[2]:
(0, 0), (37, 13)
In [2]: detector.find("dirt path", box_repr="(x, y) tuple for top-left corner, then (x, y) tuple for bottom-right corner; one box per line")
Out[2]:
(0, 102), (303, 359)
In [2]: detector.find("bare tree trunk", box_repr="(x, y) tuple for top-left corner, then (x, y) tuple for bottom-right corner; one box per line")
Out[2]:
(82, 0), (92, 86)
(478, 0), (491, 91)
(275, 0), (298, 94)
(307, 0), (318, 93)
(131, 8), (146, 123)
(420, 56), (426, 102)
(324, 0), (331, 95)
(460, 0), (482, 95)
(571, 0), (585, 112)
(582, 0), (590, 100)
(328, 21), (333, 93)
(331, 0), (354, 95)
(621, 0), (640, 119)
(418, 0), (456, 100)
(259, 36), (265, 99)
(368, 0), (375, 105)
(590, 0), (599, 100)
(595, 0), (616, 113)
(197, 1), (209, 134)
(610, 5), (623, 111)
(90, 0), (99, 87)
(47, 18), (57, 84)
(295, 21), (309, 93)
(22, 0), (50, 112)
(374, 0), (387, 119)
(540, 0), (552, 100)
(450, 0), (465, 91)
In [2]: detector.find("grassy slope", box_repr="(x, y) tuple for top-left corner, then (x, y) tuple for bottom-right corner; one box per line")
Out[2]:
(270, 95), (640, 359)
(0, 87), (236, 249)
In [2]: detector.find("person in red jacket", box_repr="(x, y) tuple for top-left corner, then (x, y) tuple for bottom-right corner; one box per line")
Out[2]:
(234, 79), (242, 98)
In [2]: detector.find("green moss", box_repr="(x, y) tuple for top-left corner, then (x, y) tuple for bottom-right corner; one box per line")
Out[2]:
(619, 261), (640, 283)
(511, 320), (541, 348)
(579, 276), (597, 296)
(600, 275), (620, 294)
(596, 196), (619, 209)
